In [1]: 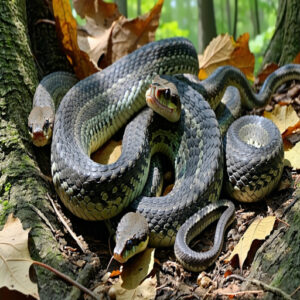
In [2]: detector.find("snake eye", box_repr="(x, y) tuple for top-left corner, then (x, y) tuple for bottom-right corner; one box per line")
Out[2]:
(164, 89), (171, 100)
(125, 240), (133, 250)
(43, 119), (50, 131)
(28, 125), (33, 133)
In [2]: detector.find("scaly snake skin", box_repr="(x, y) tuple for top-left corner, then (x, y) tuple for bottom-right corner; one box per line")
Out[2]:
(48, 37), (300, 269)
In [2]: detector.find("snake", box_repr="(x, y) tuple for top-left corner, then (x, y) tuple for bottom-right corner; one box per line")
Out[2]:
(29, 37), (300, 271)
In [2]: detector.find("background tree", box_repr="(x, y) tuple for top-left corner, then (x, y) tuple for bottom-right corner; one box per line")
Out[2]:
(197, 0), (217, 52)
(263, 0), (300, 66)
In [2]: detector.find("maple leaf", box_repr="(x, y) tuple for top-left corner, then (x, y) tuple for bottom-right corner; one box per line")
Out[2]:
(0, 214), (39, 299)
(225, 216), (276, 269)
(198, 33), (254, 81)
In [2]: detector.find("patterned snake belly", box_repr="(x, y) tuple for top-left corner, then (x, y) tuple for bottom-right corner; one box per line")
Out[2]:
(50, 37), (300, 270)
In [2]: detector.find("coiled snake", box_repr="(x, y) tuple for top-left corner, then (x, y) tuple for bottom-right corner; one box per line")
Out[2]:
(29, 37), (300, 271)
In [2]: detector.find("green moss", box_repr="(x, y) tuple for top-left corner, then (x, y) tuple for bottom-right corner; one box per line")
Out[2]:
(4, 182), (11, 192)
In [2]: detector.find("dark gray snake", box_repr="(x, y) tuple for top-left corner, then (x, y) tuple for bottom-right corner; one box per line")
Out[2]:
(30, 37), (300, 271)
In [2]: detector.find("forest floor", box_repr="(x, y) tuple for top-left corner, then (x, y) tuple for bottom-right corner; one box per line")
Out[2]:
(36, 80), (300, 300)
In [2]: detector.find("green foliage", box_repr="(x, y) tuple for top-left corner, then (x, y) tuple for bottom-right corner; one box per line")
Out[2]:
(156, 21), (189, 40)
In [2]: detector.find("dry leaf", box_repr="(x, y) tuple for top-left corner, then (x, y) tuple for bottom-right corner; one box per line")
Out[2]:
(229, 33), (255, 81)
(74, 0), (121, 68)
(52, 0), (98, 79)
(121, 248), (155, 290)
(293, 52), (300, 64)
(284, 142), (300, 169)
(198, 33), (254, 81)
(91, 139), (122, 164)
(264, 104), (300, 134)
(0, 214), (39, 299)
(111, 276), (157, 300)
(256, 63), (279, 84)
(75, 0), (164, 69)
(225, 216), (276, 269)
(198, 34), (234, 79)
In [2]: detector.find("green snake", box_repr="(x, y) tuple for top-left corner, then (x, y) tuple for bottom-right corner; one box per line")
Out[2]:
(30, 37), (300, 271)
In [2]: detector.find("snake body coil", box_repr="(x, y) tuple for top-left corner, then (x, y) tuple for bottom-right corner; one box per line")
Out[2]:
(48, 37), (300, 270)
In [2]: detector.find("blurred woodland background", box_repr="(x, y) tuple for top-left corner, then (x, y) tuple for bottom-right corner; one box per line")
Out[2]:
(72, 0), (278, 72)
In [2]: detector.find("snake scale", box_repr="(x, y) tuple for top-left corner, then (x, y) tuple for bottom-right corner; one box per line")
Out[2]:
(31, 37), (300, 271)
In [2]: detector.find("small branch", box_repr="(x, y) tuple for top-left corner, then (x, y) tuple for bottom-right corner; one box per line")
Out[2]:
(291, 284), (300, 297)
(47, 194), (88, 253)
(214, 290), (263, 297)
(35, 19), (56, 26)
(33, 260), (99, 300)
(226, 274), (292, 300)
(28, 203), (56, 233)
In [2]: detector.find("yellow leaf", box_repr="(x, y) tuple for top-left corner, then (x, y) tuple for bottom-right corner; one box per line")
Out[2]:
(264, 104), (300, 134)
(52, 0), (99, 79)
(91, 139), (122, 164)
(284, 142), (300, 169)
(121, 248), (155, 290)
(198, 33), (254, 81)
(225, 216), (276, 269)
(0, 214), (39, 299)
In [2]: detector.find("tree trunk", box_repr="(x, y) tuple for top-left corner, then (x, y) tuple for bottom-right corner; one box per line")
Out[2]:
(197, 0), (217, 53)
(244, 195), (300, 299)
(0, 0), (96, 299)
(263, 0), (300, 66)
(115, 0), (127, 17)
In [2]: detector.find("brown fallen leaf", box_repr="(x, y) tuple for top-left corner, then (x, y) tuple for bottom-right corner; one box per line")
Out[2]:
(0, 214), (39, 299)
(198, 33), (254, 81)
(225, 216), (276, 269)
(74, 0), (164, 69)
(256, 62), (279, 85)
(110, 276), (157, 300)
(263, 104), (300, 135)
(52, 0), (99, 79)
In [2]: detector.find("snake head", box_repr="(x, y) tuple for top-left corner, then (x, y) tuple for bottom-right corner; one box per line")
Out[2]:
(114, 212), (149, 263)
(28, 106), (54, 147)
(146, 75), (181, 122)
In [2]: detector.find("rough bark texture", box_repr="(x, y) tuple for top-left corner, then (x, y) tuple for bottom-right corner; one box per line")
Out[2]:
(0, 1), (95, 299)
(197, 0), (217, 53)
(244, 189), (300, 299)
(263, 0), (300, 66)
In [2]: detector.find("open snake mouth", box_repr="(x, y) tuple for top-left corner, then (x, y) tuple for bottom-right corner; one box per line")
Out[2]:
(146, 87), (174, 113)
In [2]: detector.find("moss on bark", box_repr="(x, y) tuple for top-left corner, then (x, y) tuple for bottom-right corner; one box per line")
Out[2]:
(0, 1), (94, 299)
(263, 0), (300, 66)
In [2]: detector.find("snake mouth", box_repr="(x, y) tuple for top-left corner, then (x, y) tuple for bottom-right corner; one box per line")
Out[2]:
(32, 130), (51, 147)
(146, 88), (173, 113)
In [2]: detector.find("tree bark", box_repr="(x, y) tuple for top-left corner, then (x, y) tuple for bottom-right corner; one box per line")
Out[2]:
(244, 194), (300, 299)
(0, 0), (95, 299)
(263, 0), (300, 66)
(197, 0), (217, 53)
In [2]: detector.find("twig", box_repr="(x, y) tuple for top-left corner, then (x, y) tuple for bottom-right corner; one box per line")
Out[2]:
(276, 217), (290, 227)
(213, 290), (263, 297)
(47, 194), (88, 253)
(28, 203), (56, 233)
(226, 274), (292, 300)
(291, 284), (300, 297)
(35, 19), (56, 26)
(33, 260), (99, 300)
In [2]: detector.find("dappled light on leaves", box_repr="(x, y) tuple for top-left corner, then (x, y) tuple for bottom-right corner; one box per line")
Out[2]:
(0, 214), (39, 299)
(52, 0), (98, 79)
(198, 33), (254, 81)
(225, 216), (276, 269)
(74, 0), (164, 69)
